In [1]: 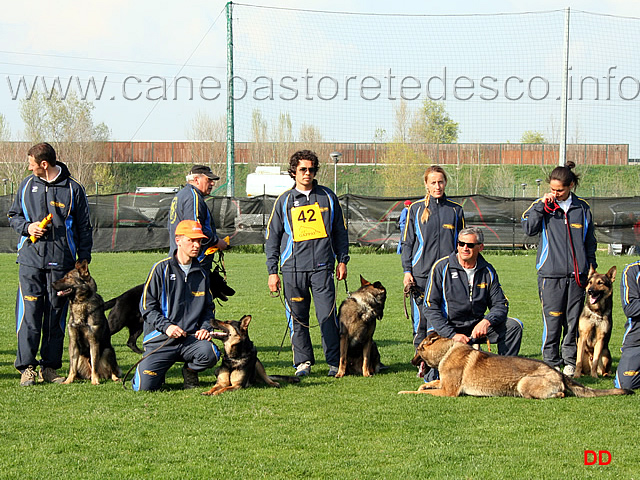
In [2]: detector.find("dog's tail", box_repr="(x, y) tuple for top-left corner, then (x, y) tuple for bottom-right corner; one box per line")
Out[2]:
(268, 375), (301, 384)
(103, 297), (117, 311)
(564, 376), (634, 397)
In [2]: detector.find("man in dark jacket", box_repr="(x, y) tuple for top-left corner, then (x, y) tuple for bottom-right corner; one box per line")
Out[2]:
(265, 150), (349, 377)
(8, 142), (93, 386)
(423, 227), (522, 359)
(168, 165), (227, 272)
(133, 220), (219, 391)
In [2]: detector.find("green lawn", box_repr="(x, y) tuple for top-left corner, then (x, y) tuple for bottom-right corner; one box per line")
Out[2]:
(0, 250), (637, 479)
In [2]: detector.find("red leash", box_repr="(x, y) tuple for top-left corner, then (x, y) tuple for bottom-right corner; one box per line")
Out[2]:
(544, 200), (584, 288)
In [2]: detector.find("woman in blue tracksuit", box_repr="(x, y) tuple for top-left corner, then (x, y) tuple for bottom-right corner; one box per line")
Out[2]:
(616, 260), (640, 390)
(401, 165), (464, 350)
(522, 161), (597, 375)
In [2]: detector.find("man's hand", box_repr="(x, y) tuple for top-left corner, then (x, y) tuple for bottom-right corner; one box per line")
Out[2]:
(403, 272), (415, 289)
(28, 222), (47, 239)
(166, 324), (186, 339)
(194, 329), (211, 341)
(471, 319), (491, 339)
(336, 262), (347, 281)
(268, 273), (281, 293)
(453, 333), (470, 344)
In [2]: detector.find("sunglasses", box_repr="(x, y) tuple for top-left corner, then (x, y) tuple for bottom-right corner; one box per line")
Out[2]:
(458, 241), (480, 249)
(298, 167), (317, 174)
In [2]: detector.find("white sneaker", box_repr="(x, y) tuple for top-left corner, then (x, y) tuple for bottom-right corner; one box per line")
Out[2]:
(563, 365), (575, 376)
(295, 361), (312, 377)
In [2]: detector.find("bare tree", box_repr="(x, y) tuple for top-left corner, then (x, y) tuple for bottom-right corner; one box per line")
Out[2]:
(393, 99), (411, 143)
(19, 90), (110, 187)
(0, 115), (27, 194)
(272, 112), (293, 164)
(186, 110), (226, 172)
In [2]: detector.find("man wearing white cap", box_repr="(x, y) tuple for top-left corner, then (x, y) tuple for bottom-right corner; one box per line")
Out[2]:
(168, 165), (227, 271)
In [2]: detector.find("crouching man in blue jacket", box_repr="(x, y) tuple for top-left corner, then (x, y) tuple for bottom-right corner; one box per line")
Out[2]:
(422, 227), (523, 379)
(133, 220), (220, 391)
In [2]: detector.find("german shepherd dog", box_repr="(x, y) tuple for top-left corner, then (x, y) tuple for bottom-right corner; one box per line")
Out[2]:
(52, 260), (121, 385)
(202, 315), (300, 395)
(105, 268), (235, 354)
(398, 333), (633, 398)
(575, 266), (617, 379)
(335, 276), (386, 378)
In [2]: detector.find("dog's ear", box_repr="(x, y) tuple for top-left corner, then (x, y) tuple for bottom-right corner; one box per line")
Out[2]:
(588, 265), (596, 278)
(240, 315), (252, 330)
(75, 259), (90, 278)
(607, 266), (617, 283)
(425, 332), (440, 345)
(360, 275), (370, 286)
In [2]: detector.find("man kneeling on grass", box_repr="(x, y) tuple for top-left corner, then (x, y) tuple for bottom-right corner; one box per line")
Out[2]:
(421, 226), (523, 381)
(132, 220), (219, 391)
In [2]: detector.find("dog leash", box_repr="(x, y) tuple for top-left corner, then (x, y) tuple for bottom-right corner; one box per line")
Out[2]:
(544, 200), (585, 288)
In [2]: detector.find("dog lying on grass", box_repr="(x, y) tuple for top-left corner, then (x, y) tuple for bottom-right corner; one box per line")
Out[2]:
(399, 333), (633, 399)
(202, 315), (300, 395)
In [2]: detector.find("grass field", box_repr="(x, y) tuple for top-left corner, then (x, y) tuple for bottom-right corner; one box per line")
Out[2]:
(0, 250), (637, 479)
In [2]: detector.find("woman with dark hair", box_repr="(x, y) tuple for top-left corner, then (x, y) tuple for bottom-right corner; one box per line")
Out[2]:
(522, 161), (597, 376)
(401, 166), (465, 353)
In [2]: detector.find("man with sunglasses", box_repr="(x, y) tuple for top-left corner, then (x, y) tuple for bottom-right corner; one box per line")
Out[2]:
(266, 150), (349, 377)
(423, 227), (522, 360)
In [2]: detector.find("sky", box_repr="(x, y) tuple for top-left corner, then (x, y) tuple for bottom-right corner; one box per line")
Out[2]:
(2, 0), (640, 144)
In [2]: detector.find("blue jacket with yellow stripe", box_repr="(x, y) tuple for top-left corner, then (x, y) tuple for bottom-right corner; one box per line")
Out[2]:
(265, 181), (349, 274)
(167, 184), (218, 264)
(7, 161), (93, 270)
(140, 254), (215, 344)
(424, 252), (509, 338)
(620, 261), (640, 347)
(521, 192), (597, 278)
(400, 195), (464, 279)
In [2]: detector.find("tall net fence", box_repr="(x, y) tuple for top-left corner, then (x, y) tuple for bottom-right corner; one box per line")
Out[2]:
(230, 6), (640, 162)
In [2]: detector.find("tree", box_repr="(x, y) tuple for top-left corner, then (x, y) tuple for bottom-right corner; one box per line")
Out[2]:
(19, 90), (110, 187)
(520, 130), (546, 144)
(186, 110), (226, 170)
(393, 99), (411, 143)
(409, 99), (459, 144)
(298, 123), (323, 144)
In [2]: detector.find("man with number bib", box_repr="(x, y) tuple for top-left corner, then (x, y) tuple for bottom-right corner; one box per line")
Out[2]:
(266, 150), (350, 377)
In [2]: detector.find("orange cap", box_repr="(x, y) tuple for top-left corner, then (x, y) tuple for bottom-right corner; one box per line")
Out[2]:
(175, 220), (208, 239)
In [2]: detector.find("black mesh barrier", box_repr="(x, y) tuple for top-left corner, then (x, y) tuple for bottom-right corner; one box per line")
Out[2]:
(2, 193), (640, 253)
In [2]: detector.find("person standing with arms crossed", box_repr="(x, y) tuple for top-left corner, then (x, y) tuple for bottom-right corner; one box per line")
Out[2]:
(522, 161), (597, 376)
(401, 166), (465, 358)
(8, 142), (93, 386)
(266, 150), (350, 377)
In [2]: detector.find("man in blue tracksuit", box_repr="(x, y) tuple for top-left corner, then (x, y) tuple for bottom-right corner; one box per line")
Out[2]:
(615, 260), (640, 390)
(265, 150), (350, 377)
(168, 165), (227, 272)
(8, 142), (93, 386)
(133, 220), (220, 391)
(423, 227), (522, 378)
(521, 163), (597, 374)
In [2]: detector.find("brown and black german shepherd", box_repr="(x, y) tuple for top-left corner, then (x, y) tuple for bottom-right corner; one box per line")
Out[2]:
(104, 268), (235, 354)
(575, 266), (617, 379)
(335, 276), (386, 378)
(202, 315), (300, 395)
(399, 333), (633, 398)
(52, 260), (121, 385)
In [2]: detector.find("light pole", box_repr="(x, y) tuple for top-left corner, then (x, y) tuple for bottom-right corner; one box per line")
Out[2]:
(535, 179), (542, 197)
(330, 151), (342, 193)
(2, 178), (7, 196)
(521, 183), (527, 198)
